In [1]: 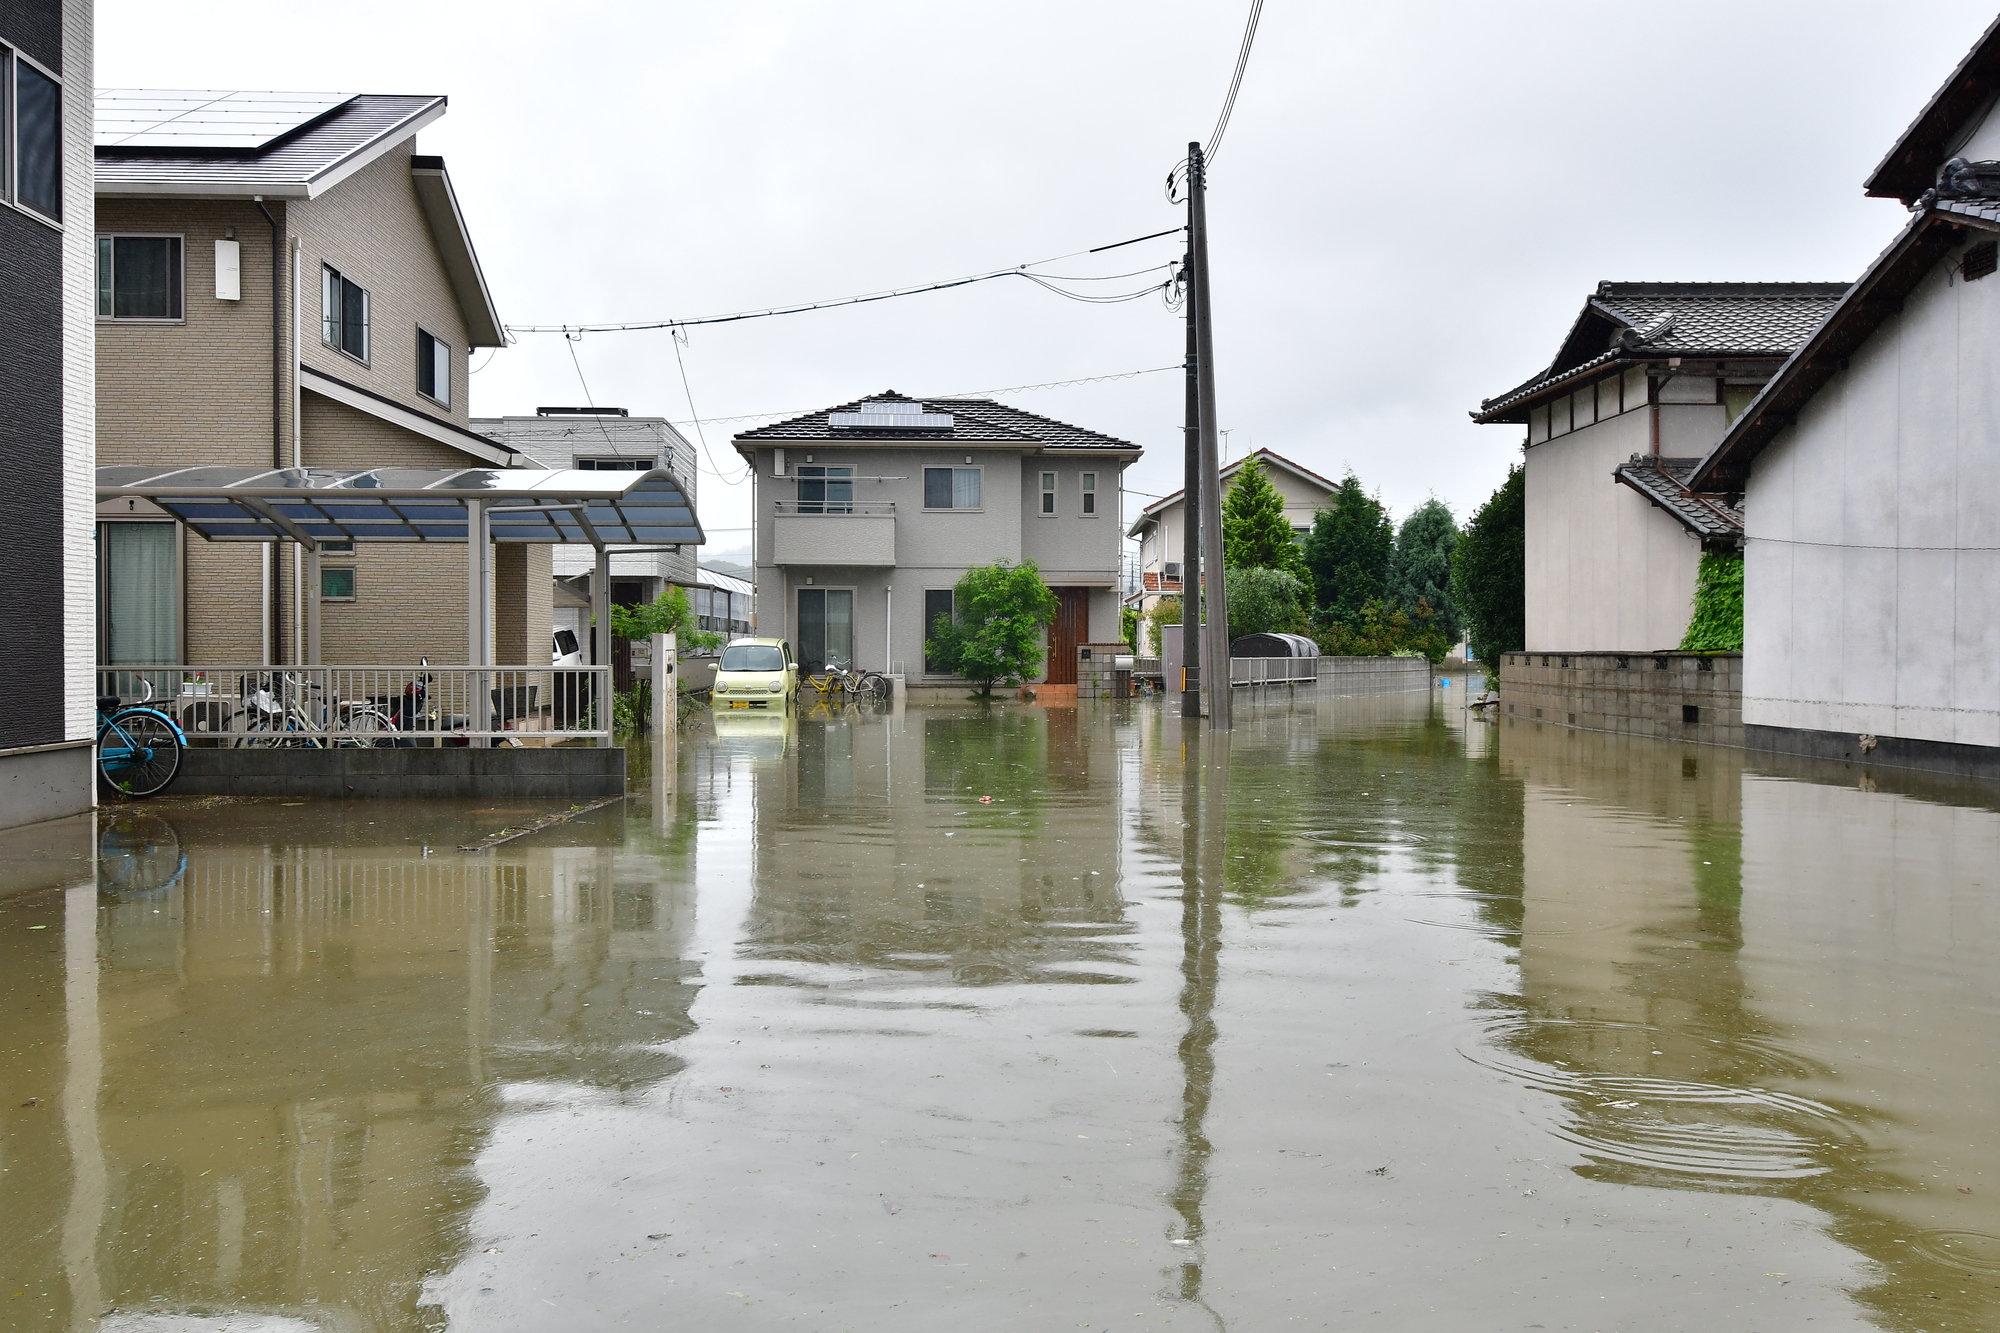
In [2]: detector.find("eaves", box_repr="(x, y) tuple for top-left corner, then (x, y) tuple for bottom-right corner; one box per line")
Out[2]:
(302, 364), (519, 466)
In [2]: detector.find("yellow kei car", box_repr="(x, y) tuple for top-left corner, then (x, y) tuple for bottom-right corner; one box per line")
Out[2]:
(711, 637), (797, 708)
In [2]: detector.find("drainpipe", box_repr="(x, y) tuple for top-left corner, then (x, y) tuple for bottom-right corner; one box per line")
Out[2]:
(254, 197), (285, 662)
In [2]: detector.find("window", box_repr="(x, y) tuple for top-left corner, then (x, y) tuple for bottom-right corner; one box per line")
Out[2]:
(1081, 472), (1097, 516)
(96, 236), (184, 320)
(720, 643), (785, 672)
(319, 539), (354, 553)
(320, 567), (356, 601)
(796, 465), (855, 514)
(796, 588), (854, 673)
(322, 265), (369, 361)
(100, 524), (178, 664)
(3, 46), (60, 220)
(576, 457), (653, 471)
(923, 589), (955, 673)
(416, 328), (450, 406)
(923, 467), (981, 510)
(1040, 471), (1057, 515)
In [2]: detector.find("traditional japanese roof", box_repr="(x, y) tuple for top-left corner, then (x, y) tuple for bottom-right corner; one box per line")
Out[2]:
(1140, 571), (1183, 594)
(1691, 205), (1999, 490)
(95, 91), (444, 198)
(1473, 282), (1849, 423)
(1865, 13), (2000, 204)
(733, 391), (1139, 453)
(1124, 447), (1336, 537)
(1612, 456), (1743, 546)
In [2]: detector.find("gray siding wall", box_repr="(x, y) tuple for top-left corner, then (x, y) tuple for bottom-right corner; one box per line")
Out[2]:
(1744, 239), (2000, 747)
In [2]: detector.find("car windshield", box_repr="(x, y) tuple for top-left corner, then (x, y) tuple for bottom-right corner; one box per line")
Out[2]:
(720, 645), (785, 672)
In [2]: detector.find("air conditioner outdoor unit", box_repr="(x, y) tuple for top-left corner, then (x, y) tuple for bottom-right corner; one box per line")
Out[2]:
(1164, 562), (1182, 581)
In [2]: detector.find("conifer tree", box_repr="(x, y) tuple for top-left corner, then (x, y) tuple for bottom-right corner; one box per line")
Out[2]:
(1388, 498), (1463, 647)
(1303, 473), (1392, 629)
(1450, 464), (1525, 670)
(1221, 457), (1309, 580)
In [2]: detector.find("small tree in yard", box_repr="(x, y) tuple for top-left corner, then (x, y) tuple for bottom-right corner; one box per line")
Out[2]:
(1224, 567), (1309, 641)
(1389, 498), (1463, 648)
(1303, 473), (1393, 628)
(1450, 463), (1525, 672)
(925, 559), (1059, 697)
(1144, 595), (1183, 656)
(1223, 457), (1310, 580)
(610, 585), (724, 652)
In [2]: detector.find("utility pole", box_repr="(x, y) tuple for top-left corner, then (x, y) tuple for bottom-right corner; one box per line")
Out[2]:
(1188, 142), (1230, 731)
(1180, 230), (1203, 720)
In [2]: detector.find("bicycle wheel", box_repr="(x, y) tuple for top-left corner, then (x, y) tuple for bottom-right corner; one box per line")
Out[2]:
(100, 709), (183, 797)
(858, 672), (893, 701)
(342, 706), (393, 747)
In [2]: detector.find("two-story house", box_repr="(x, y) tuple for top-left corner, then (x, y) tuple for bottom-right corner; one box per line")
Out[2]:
(732, 393), (1140, 685)
(92, 89), (540, 669)
(1123, 447), (1335, 632)
(1, 0), (95, 829)
(1472, 282), (1847, 652)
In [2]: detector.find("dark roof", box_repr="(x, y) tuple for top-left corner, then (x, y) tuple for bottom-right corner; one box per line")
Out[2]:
(732, 390), (1139, 452)
(1612, 456), (1743, 545)
(1691, 205), (1998, 490)
(1473, 282), (1848, 423)
(1865, 13), (2000, 204)
(95, 93), (445, 198)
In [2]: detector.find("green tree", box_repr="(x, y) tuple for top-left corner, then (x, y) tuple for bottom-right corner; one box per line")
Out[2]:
(1450, 463), (1525, 671)
(1316, 597), (1449, 663)
(1224, 566), (1308, 641)
(1222, 457), (1309, 580)
(1144, 595), (1183, 657)
(1303, 473), (1392, 628)
(1389, 498), (1463, 647)
(1679, 551), (1744, 651)
(610, 585), (724, 652)
(925, 559), (1059, 697)
(1121, 605), (1140, 654)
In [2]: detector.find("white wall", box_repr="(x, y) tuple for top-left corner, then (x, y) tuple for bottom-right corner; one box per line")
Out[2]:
(1523, 405), (1702, 651)
(1743, 238), (2000, 745)
(62, 0), (95, 743)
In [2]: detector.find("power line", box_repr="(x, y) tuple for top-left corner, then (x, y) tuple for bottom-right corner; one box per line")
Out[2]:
(1205, 0), (1265, 164)
(505, 230), (1184, 335)
(652, 363), (1184, 431)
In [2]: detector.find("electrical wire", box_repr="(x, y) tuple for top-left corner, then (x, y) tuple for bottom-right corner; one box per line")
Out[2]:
(652, 364), (1184, 431)
(562, 331), (622, 455)
(1205, 0), (1264, 164)
(505, 231), (1185, 335)
(671, 329), (751, 487)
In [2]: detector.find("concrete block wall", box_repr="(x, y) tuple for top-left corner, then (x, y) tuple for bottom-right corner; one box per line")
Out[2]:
(1500, 651), (1742, 747)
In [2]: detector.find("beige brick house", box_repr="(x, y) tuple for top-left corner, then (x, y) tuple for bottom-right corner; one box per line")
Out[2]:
(92, 90), (547, 668)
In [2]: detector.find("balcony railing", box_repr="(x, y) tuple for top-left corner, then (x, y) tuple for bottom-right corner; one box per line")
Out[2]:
(97, 664), (614, 747)
(772, 500), (897, 516)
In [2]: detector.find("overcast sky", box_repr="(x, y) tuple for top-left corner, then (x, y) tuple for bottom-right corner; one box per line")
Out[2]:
(100, 1), (1999, 561)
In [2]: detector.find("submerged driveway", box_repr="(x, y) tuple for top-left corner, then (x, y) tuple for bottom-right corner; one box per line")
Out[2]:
(1, 694), (1995, 1331)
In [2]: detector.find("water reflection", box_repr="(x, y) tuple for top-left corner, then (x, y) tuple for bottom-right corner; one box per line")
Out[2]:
(1, 695), (1997, 1330)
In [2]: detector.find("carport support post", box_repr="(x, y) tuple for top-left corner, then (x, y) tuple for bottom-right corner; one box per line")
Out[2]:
(467, 499), (491, 737)
(305, 544), (322, 665)
(591, 546), (611, 747)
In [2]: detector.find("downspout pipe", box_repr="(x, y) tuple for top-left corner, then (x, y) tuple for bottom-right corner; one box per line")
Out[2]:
(254, 197), (285, 661)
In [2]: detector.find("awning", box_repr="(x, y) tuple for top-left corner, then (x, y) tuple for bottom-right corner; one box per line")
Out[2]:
(96, 465), (704, 549)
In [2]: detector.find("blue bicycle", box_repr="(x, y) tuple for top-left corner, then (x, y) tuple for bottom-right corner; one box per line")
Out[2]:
(97, 680), (187, 798)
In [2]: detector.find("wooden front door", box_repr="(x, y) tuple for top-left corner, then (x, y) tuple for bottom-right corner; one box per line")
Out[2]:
(1047, 588), (1089, 685)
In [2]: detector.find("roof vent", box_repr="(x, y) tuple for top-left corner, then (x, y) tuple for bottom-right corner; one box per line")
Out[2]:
(828, 400), (954, 431)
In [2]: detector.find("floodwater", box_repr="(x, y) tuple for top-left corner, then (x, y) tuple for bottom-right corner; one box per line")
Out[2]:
(1, 691), (1997, 1332)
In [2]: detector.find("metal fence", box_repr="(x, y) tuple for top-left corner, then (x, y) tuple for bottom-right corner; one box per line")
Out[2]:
(1230, 656), (1320, 686)
(95, 665), (614, 747)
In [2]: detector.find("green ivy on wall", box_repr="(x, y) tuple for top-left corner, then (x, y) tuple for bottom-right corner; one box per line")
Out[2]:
(1680, 551), (1744, 652)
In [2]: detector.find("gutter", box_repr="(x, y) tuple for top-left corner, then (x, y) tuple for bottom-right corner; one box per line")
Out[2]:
(254, 196), (285, 661)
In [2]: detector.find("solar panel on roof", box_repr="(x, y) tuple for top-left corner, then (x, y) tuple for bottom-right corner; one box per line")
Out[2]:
(94, 90), (352, 150)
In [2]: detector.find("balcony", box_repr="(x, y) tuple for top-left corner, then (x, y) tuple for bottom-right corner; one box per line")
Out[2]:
(772, 501), (896, 567)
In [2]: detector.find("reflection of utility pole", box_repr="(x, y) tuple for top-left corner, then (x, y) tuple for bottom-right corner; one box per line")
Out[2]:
(1189, 142), (1230, 732)
(1168, 736), (1228, 1326)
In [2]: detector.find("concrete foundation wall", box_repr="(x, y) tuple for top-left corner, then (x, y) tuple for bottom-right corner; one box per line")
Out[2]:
(1501, 651), (1742, 747)
(169, 746), (625, 799)
(0, 742), (96, 831)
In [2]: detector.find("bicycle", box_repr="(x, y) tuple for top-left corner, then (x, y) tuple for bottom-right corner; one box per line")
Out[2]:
(804, 658), (894, 702)
(97, 680), (187, 798)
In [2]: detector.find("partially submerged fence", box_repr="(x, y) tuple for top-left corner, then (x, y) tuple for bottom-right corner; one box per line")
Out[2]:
(96, 665), (615, 747)
(1088, 650), (1431, 699)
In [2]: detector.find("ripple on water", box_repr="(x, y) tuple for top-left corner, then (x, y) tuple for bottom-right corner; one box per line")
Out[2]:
(1910, 1229), (2000, 1273)
(1460, 1015), (1864, 1183)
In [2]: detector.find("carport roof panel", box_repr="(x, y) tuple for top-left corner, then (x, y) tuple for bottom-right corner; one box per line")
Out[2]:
(96, 465), (704, 546)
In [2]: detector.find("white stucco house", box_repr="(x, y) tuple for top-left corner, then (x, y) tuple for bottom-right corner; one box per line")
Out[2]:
(1473, 283), (1846, 652)
(732, 392), (1139, 686)
(1691, 13), (2000, 778)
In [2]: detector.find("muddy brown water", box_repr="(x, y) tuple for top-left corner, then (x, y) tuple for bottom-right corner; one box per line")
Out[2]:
(1, 692), (1997, 1331)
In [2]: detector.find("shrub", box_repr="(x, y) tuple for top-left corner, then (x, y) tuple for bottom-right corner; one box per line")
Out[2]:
(1224, 566), (1309, 641)
(925, 559), (1059, 697)
(1680, 551), (1744, 651)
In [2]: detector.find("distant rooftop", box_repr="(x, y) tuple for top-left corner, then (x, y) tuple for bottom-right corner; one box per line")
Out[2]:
(736, 390), (1138, 453)
(95, 90), (351, 150)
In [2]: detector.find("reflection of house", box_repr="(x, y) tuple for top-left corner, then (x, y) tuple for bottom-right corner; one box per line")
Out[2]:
(1123, 447), (1334, 625)
(0, 1), (95, 828)
(1473, 283), (1845, 651)
(732, 392), (1139, 682)
(1693, 16), (2000, 778)
(92, 89), (533, 667)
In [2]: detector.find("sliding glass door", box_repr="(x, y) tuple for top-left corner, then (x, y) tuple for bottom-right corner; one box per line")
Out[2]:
(796, 588), (854, 672)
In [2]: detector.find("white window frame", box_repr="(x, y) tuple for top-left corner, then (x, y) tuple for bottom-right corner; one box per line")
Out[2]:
(922, 465), (984, 512)
(1080, 471), (1098, 517)
(416, 326), (451, 407)
(96, 234), (186, 323)
(319, 565), (357, 602)
(1, 42), (62, 226)
(1039, 470), (1057, 516)
(322, 263), (371, 364)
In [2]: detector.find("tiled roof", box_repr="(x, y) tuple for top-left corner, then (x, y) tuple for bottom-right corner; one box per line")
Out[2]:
(1612, 455), (1743, 543)
(95, 94), (445, 198)
(1865, 12), (2000, 203)
(733, 390), (1138, 451)
(1141, 571), (1183, 594)
(1473, 282), (1848, 422)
